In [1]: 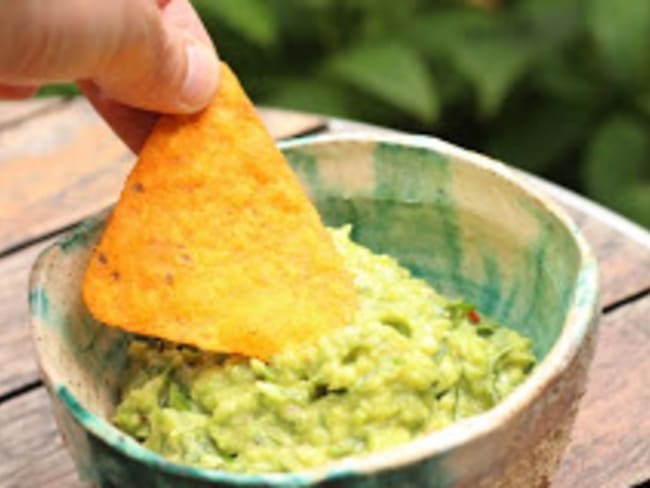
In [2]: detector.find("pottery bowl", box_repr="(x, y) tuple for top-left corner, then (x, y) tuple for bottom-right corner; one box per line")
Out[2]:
(29, 133), (599, 487)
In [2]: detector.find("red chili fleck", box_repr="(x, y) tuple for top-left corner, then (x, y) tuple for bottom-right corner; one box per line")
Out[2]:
(468, 310), (481, 324)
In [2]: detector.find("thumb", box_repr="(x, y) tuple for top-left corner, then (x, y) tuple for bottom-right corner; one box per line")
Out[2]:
(96, 0), (221, 113)
(0, 0), (220, 113)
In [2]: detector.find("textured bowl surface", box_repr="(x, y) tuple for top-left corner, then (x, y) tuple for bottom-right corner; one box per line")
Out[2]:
(29, 133), (599, 488)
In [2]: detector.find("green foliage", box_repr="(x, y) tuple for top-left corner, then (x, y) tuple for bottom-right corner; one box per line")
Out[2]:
(37, 0), (650, 228)
(327, 41), (438, 121)
(585, 115), (650, 228)
(586, 0), (650, 87)
(192, 0), (277, 47)
(411, 9), (538, 116)
(205, 0), (650, 228)
(36, 83), (79, 97)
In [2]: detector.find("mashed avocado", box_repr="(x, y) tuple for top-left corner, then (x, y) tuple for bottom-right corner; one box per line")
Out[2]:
(113, 227), (535, 473)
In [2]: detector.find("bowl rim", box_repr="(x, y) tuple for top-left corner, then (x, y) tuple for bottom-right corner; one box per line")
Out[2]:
(30, 131), (600, 485)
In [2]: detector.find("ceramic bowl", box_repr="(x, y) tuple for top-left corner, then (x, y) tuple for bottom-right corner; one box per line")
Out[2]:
(29, 133), (599, 488)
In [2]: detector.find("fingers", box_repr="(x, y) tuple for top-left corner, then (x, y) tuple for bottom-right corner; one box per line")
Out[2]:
(78, 80), (159, 154)
(160, 0), (214, 48)
(0, 0), (220, 114)
(96, 0), (220, 114)
(0, 84), (39, 100)
(1, 0), (142, 83)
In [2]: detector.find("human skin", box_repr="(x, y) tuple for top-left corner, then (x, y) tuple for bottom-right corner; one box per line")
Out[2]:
(0, 0), (220, 152)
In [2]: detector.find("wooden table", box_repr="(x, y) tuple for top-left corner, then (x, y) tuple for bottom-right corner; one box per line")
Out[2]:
(1, 98), (649, 488)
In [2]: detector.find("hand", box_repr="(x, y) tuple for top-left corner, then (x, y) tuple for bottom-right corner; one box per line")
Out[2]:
(0, 0), (220, 152)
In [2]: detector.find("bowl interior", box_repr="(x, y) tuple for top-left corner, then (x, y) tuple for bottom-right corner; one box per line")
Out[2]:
(29, 134), (591, 480)
(286, 137), (581, 360)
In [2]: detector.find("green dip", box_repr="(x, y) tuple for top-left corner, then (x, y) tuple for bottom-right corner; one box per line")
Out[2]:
(113, 227), (535, 473)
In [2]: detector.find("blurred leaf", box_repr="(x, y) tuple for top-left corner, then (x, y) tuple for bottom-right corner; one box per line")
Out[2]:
(264, 77), (352, 118)
(326, 42), (439, 122)
(272, 2), (352, 49)
(584, 115), (649, 207)
(36, 83), (80, 97)
(531, 56), (600, 105)
(624, 184), (650, 229)
(488, 100), (594, 173)
(189, 0), (650, 228)
(636, 91), (650, 118)
(449, 31), (537, 117)
(193, 0), (277, 47)
(357, 0), (420, 41)
(410, 10), (537, 116)
(515, 0), (584, 47)
(409, 9), (495, 59)
(587, 0), (650, 86)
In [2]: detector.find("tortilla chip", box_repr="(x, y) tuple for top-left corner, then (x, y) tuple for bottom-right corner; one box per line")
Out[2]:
(82, 62), (356, 359)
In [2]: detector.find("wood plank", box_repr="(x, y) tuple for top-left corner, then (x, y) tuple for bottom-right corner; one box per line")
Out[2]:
(0, 99), (325, 256)
(0, 387), (79, 488)
(258, 106), (326, 141)
(0, 238), (56, 395)
(0, 98), (68, 129)
(0, 99), (132, 257)
(563, 206), (650, 308)
(553, 295), (650, 487)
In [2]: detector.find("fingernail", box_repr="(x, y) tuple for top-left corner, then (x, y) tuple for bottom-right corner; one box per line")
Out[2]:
(180, 43), (219, 111)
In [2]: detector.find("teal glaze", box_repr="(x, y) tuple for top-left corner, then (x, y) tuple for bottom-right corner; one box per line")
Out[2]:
(59, 386), (93, 423)
(58, 387), (314, 487)
(477, 253), (501, 317)
(59, 384), (454, 488)
(284, 149), (321, 196)
(61, 308), (130, 388)
(59, 215), (104, 253)
(496, 277), (519, 332)
(515, 199), (579, 359)
(29, 134), (599, 488)
(575, 261), (599, 308)
(28, 287), (49, 320)
(372, 143), (450, 202)
(287, 139), (576, 359)
(373, 142), (461, 287)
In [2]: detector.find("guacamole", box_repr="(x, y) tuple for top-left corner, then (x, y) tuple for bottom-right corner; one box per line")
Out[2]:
(113, 227), (535, 473)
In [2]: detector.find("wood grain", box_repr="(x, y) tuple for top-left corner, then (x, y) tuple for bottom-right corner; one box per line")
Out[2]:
(0, 98), (68, 129)
(0, 100), (132, 256)
(0, 238), (56, 396)
(553, 296), (650, 487)
(0, 98), (325, 256)
(0, 387), (79, 488)
(258, 106), (326, 140)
